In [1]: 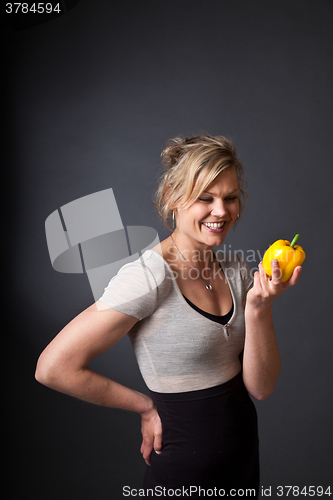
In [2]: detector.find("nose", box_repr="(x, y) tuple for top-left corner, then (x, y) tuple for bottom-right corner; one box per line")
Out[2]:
(210, 200), (228, 218)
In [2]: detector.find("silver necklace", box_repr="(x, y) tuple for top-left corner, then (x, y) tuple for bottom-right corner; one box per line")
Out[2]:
(170, 234), (213, 292)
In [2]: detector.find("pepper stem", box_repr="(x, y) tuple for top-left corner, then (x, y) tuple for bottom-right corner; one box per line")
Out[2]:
(290, 234), (300, 248)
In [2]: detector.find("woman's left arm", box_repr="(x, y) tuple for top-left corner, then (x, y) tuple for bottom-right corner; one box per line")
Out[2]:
(242, 259), (302, 401)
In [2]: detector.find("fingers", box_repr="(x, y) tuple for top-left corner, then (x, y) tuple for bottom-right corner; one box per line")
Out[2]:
(270, 259), (282, 286)
(286, 265), (302, 287)
(263, 260), (302, 290)
(256, 261), (280, 288)
(140, 433), (163, 465)
(140, 408), (163, 466)
(253, 265), (263, 291)
(140, 439), (153, 466)
(254, 261), (281, 298)
(247, 260), (302, 308)
(153, 432), (163, 454)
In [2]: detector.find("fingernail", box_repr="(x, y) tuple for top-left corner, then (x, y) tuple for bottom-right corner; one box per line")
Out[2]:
(155, 450), (162, 454)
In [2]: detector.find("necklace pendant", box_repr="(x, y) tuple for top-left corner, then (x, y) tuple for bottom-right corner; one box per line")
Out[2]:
(206, 284), (213, 292)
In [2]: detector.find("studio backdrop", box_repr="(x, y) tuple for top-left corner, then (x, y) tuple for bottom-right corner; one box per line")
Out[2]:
(4, 1), (333, 499)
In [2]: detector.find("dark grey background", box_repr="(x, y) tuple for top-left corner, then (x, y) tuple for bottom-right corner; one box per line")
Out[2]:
(5, 0), (333, 498)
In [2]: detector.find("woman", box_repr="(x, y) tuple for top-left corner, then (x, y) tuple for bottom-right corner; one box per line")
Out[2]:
(36, 135), (302, 498)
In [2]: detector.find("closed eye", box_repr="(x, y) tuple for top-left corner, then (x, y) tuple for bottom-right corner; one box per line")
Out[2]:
(198, 197), (213, 202)
(198, 196), (238, 203)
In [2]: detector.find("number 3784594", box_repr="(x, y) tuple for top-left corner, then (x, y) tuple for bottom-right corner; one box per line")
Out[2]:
(276, 485), (331, 497)
(6, 3), (61, 14)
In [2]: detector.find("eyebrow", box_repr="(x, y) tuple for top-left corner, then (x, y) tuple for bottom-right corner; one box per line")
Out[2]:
(202, 188), (239, 195)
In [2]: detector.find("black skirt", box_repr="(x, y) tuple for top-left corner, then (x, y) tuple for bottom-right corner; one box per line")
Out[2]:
(143, 372), (259, 499)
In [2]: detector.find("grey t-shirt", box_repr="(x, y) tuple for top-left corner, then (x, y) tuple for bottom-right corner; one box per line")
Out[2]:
(99, 249), (253, 393)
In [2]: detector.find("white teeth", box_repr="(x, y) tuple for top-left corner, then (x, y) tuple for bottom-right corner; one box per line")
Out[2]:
(203, 222), (225, 228)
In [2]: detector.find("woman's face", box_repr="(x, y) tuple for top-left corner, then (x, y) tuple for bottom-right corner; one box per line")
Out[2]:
(175, 167), (240, 249)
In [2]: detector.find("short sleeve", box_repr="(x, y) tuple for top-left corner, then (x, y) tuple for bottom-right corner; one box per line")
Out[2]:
(99, 257), (159, 320)
(237, 255), (254, 300)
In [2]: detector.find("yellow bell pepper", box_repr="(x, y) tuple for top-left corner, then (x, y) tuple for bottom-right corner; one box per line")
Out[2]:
(262, 234), (306, 283)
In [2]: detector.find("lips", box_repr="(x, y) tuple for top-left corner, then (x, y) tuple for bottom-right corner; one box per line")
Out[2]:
(202, 221), (226, 233)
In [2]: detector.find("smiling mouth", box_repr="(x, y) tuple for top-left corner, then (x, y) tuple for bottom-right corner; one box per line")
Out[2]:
(202, 221), (225, 229)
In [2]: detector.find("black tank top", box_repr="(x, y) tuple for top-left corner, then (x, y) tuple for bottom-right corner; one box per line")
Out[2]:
(182, 295), (234, 325)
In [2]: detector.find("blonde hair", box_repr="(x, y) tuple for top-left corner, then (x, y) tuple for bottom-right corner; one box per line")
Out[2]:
(154, 134), (248, 231)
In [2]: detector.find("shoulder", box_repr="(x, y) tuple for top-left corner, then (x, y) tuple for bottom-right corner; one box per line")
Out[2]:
(113, 248), (172, 291)
(137, 247), (169, 271)
(99, 250), (172, 320)
(150, 237), (175, 267)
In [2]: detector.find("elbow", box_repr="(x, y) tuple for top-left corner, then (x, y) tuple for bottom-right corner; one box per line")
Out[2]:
(249, 381), (277, 401)
(251, 390), (271, 401)
(35, 349), (81, 394)
(245, 364), (281, 401)
(35, 353), (50, 386)
(35, 351), (59, 388)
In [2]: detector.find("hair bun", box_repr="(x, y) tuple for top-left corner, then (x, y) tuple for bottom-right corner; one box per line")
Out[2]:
(161, 137), (187, 169)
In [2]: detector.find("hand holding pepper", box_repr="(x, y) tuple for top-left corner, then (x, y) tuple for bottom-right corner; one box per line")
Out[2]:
(246, 234), (304, 310)
(244, 241), (303, 401)
(262, 234), (306, 283)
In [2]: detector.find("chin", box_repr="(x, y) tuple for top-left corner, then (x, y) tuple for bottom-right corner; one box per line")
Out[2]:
(201, 224), (230, 243)
(204, 235), (227, 248)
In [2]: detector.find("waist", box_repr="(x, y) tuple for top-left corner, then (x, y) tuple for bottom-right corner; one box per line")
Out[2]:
(148, 371), (244, 403)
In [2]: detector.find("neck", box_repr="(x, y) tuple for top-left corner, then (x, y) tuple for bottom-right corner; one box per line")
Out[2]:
(170, 230), (215, 270)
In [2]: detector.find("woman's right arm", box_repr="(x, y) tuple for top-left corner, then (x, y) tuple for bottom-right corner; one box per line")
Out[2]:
(35, 301), (162, 465)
